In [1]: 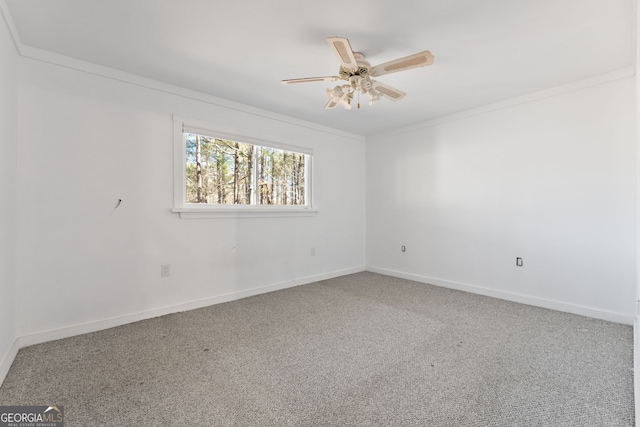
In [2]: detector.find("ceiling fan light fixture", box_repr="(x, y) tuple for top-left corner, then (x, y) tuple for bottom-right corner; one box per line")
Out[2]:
(325, 84), (354, 109)
(325, 79), (386, 109)
(285, 37), (433, 110)
(368, 89), (382, 106)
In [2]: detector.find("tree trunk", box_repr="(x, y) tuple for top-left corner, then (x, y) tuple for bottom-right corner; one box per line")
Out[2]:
(298, 154), (303, 204)
(196, 135), (204, 203)
(293, 154), (299, 204)
(246, 145), (253, 203)
(233, 142), (240, 204)
(259, 148), (266, 204)
(270, 151), (276, 204)
(282, 151), (288, 205)
(216, 160), (223, 203)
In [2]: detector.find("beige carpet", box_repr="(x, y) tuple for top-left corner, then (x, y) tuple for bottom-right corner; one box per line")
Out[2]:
(0, 272), (634, 426)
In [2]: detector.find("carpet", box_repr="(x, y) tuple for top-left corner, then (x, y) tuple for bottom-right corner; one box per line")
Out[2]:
(0, 272), (634, 426)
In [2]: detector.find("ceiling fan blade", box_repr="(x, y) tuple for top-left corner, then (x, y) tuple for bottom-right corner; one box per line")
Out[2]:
(370, 50), (434, 77)
(326, 36), (358, 69)
(371, 81), (406, 101)
(282, 76), (340, 84)
(324, 99), (339, 109)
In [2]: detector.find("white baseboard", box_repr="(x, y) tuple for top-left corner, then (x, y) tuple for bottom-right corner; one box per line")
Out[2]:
(1, 266), (364, 387)
(366, 266), (634, 325)
(0, 337), (20, 388)
(10, 265), (366, 360)
(6, 264), (628, 389)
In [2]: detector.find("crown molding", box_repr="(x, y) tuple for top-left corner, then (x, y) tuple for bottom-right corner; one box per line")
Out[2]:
(1, 0), (635, 143)
(0, 0), (364, 143)
(368, 65), (636, 141)
(0, 0), (20, 53)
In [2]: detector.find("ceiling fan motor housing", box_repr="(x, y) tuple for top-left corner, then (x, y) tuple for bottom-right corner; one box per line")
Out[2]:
(339, 53), (371, 80)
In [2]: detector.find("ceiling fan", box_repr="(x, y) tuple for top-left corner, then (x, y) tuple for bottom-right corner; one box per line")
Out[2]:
(282, 36), (434, 110)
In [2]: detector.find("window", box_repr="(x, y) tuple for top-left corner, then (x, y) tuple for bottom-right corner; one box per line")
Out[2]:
(173, 116), (315, 218)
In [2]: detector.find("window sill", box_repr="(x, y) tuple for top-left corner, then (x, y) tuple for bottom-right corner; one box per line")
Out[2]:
(172, 207), (318, 219)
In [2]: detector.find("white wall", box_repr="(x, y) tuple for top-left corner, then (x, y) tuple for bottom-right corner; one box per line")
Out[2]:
(0, 10), (18, 380)
(16, 58), (366, 338)
(635, 4), (640, 422)
(367, 77), (636, 322)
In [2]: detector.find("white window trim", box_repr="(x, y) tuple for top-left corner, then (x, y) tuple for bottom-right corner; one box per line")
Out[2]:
(172, 115), (317, 219)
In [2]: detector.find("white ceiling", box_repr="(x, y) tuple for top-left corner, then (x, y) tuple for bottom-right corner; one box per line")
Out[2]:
(3, 0), (635, 136)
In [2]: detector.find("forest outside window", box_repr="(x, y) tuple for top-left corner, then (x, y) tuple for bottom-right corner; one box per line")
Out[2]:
(173, 117), (315, 218)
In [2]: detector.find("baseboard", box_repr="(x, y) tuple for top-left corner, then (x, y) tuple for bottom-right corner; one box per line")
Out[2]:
(0, 337), (20, 388)
(366, 266), (634, 325)
(17, 265), (366, 349)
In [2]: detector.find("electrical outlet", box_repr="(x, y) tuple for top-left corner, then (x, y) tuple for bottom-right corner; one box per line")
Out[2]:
(516, 257), (523, 267)
(401, 245), (406, 252)
(311, 247), (316, 256)
(161, 264), (171, 277)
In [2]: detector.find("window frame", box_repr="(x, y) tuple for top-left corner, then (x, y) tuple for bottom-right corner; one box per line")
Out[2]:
(172, 115), (317, 218)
